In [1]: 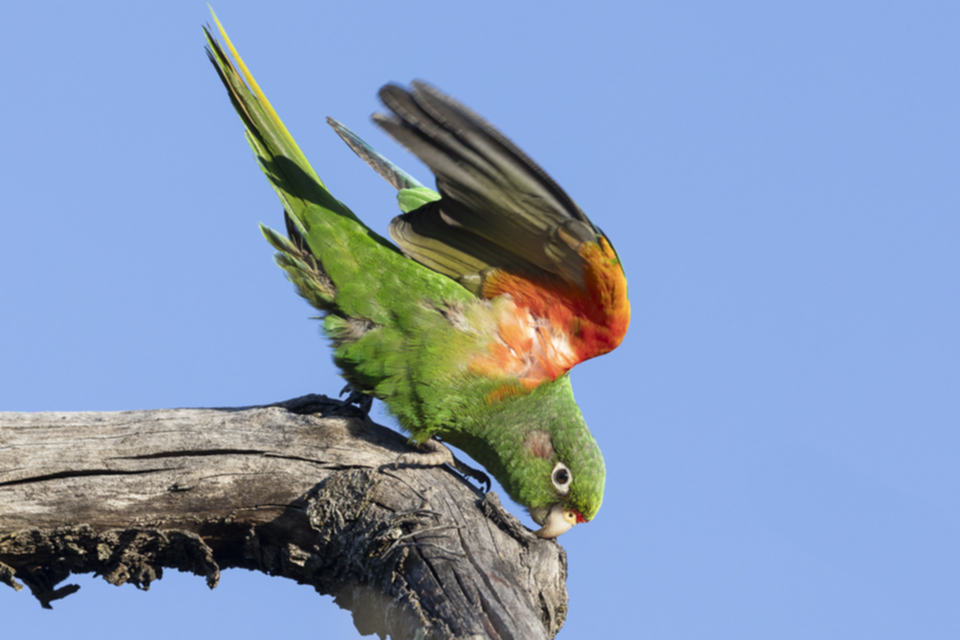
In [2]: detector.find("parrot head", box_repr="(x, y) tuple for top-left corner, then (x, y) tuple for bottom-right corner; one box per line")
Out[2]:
(520, 410), (605, 539)
(446, 374), (605, 539)
(525, 451), (603, 538)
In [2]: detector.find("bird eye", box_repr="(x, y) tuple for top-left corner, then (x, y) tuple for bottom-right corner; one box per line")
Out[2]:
(551, 462), (572, 494)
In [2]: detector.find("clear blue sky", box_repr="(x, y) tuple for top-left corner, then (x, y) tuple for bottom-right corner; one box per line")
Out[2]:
(3, 1), (958, 638)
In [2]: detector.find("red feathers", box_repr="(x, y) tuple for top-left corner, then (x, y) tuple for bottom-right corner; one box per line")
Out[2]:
(470, 237), (630, 392)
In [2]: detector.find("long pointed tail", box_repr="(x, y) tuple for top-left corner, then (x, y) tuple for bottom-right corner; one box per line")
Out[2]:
(205, 14), (410, 323)
(204, 15), (357, 226)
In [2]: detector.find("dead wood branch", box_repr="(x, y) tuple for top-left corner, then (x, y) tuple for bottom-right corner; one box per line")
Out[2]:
(0, 395), (567, 639)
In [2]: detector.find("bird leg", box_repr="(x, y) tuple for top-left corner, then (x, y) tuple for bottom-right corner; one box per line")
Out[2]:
(396, 437), (491, 493)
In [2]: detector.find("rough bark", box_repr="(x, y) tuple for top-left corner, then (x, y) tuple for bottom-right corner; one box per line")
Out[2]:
(0, 395), (568, 639)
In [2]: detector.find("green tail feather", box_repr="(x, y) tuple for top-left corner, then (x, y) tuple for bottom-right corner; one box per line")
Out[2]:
(205, 17), (475, 399)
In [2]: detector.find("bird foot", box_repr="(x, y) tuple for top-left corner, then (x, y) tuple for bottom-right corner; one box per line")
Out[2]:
(339, 383), (373, 414)
(396, 437), (491, 493)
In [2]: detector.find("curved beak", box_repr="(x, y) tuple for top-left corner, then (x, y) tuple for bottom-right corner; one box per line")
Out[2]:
(530, 503), (581, 538)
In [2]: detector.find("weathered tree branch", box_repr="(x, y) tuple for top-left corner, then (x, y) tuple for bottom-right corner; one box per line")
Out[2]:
(0, 395), (568, 639)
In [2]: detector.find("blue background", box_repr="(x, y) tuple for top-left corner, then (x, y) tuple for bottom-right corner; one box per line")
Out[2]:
(2, 1), (958, 638)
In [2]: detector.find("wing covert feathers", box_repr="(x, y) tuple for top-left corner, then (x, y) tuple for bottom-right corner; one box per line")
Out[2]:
(375, 81), (630, 366)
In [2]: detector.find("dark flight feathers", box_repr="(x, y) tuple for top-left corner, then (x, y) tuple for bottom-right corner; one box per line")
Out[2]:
(371, 81), (602, 294)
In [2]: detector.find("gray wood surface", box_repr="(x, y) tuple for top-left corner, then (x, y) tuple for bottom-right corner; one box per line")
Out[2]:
(0, 395), (568, 639)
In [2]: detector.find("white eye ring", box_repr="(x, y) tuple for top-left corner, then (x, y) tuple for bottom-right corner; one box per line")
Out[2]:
(551, 462), (573, 495)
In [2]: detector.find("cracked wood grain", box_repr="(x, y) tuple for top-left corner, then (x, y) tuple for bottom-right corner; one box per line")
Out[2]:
(0, 395), (568, 639)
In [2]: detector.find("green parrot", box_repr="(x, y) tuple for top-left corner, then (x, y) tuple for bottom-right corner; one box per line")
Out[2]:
(204, 16), (629, 538)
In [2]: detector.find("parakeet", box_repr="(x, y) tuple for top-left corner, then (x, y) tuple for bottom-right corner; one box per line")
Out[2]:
(204, 16), (629, 538)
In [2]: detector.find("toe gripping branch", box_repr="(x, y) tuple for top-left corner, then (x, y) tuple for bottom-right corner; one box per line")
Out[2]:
(395, 438), (491, 494)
